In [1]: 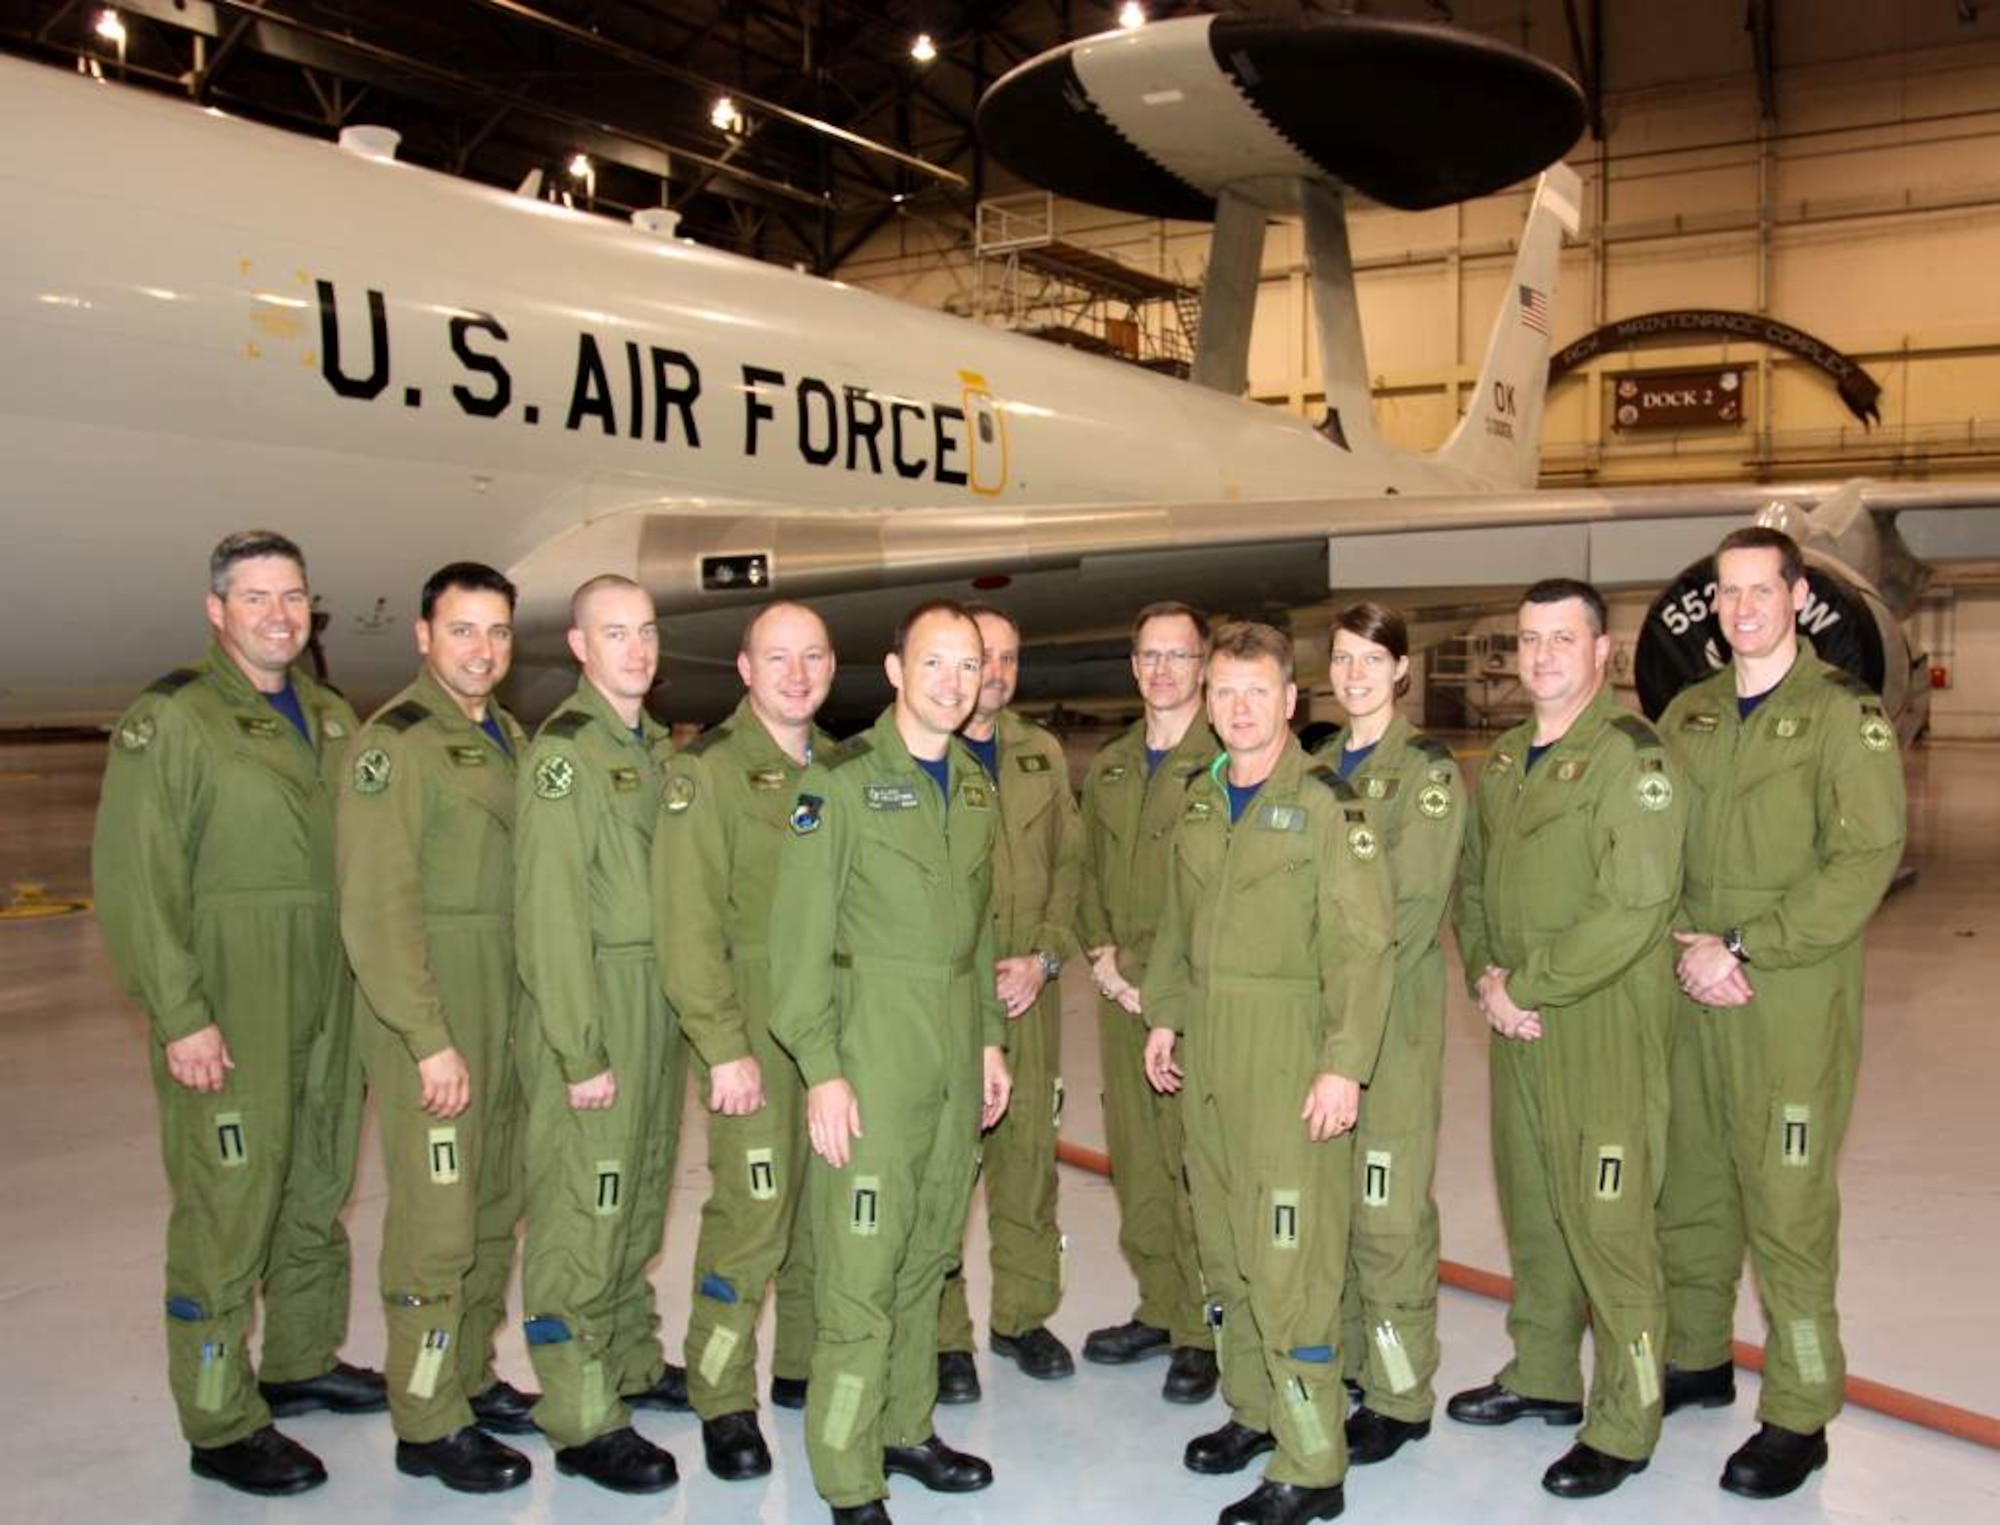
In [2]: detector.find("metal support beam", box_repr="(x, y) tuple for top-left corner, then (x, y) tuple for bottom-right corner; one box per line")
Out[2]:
(1748, 0), (1778, 124)
(1191, 187), (1267, 397)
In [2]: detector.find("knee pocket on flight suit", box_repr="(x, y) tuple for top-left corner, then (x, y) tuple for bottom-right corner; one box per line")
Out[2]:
(1757, 1092), (1837, 1215)
(1352, 1130), (1424, 1243)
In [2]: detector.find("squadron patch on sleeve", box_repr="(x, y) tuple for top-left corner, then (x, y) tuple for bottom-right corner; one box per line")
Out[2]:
(790, 793), (824, 835)
(116, 715), (156, 753)
(1416, 782), (1452, 819)
(1860, 714), (1894, 753)
(1636, 773), (1674, 812)
(663, 773), (696, 813)
(534, 754), (575, 800)
(352, 747), (392, 794)
(1346, 824), (1381, 862)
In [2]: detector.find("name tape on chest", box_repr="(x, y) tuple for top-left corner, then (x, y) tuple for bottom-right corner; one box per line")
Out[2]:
(1015, 753), (1051, 774)
(1257, 803), (1306, 833)
(448, 744), (488, 768)
(748, 768), (789, 792)
(235, 715), (281, 739)
(610, 766), (642, 793)
(864, 782), (921, 811)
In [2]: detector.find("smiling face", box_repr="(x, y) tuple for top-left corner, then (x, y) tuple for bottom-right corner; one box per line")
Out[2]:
(739, 602), (835, 730)
(570, 583), (659, 704)
(971, 611), (1020, 728)
(1329, 627), (1407, 725)
(206, 554), (310, 687)
(887, 608), (983, 745)
(416, 586), (515, 709)
(1516, 595), (1609, 717)
(1716, 544), (1808, 664)
(1131, 611), (1206, 716)
(1207, 651), (1296, 769)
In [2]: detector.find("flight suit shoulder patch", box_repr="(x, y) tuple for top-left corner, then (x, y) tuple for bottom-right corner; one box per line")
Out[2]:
(1859, 712), (1894, 752)
(378, 699), (431, 733)
(662, 772), (697, 812)
(679, 722), (731, 757)
(1306, 765), (1358, 802)
(1635, 772), (1674, 811)
(533, 753), (576, 800)
(1609, 713), (1664, 751)
(144, 667), (201, 698)
(352, 746), (393, 794)
(1347, 822), (1381, 861)
(541, 709), (593, 740)
(1416, 780), (1453, 819)
(820, 737), (874, 771)
(115, 713), (158, 752)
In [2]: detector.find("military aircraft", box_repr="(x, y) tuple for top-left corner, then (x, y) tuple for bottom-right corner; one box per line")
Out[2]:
(1, 19), (1992, 732)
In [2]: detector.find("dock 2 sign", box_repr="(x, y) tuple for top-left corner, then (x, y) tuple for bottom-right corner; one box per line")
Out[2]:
(1611, 367), (1743, 431)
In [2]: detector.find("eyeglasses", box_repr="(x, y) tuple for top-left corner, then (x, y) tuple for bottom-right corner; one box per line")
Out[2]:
(1135, 650), (1199, 669)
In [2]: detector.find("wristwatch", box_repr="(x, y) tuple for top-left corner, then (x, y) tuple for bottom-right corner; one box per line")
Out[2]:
(1722, 926), (1751, 965)
(1034, 949), (1062, 982)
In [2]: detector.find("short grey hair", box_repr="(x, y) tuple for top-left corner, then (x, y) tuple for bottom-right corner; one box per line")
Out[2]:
(209, 530), (306, 597)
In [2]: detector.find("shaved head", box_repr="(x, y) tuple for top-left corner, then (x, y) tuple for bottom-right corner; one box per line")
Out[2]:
(570, 573), (646, 630)
(740, 599), (830, 655)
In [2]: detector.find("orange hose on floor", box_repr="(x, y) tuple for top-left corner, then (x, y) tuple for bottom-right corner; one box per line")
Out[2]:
(1054, 1138), (2000, 1450)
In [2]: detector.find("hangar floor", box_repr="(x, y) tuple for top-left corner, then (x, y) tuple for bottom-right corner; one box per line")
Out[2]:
(1, 737), (1995, 1523)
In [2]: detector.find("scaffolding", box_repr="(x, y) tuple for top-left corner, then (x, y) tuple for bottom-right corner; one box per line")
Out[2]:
(973, 192), (1200, 377)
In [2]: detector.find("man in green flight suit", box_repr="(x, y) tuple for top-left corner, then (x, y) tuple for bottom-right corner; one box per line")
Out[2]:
(770, 599), (1015, 1525)
(657, 600), (838, 1481)
(1142, 620), (1395, 1525)
(1077, 601), (1220, 1405)
(515, 574), (684, 1494)
(1315, 601), (1466, 1467)
(94, 530), (381, 1496)
(1657, 527), (1907, 1500)
(937, 604), (1084, 1395)
(338, 561), (538, 1493)
(1449, 577), (1686, 1500)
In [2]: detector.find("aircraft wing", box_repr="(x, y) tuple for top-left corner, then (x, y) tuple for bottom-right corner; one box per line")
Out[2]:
(511, 477), (2000, 719)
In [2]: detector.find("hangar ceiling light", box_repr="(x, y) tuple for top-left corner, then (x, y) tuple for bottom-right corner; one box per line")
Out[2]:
(93, 8), (124, 45)
(1118, 3), (1147, 30)
(911, 33), (937, 64)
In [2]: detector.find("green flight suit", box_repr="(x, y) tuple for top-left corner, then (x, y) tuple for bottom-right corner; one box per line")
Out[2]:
(655, 698), (832, 1421)
(1658, 655), (1906, 1434)
(1076, 717), (1220, 1351)
(1316, 716), (1465, 1424)
(1143, 738), (1397, 1488)
(1454, 688), (1685, 1463)
(940, 708), (1084, 1350)
(93, 642), (364, 1449)
(337, 668), (529, 1444)
(514, 678), (682, 1447)
(769, 708), (1007, 1510)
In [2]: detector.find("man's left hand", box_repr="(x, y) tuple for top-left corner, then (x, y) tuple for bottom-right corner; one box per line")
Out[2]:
(1302, 1072), (1361, 1141)
(994, 955), (1047, 1019)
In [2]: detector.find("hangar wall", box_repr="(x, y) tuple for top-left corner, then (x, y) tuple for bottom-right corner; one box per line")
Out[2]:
(835, 20), (2000, 739)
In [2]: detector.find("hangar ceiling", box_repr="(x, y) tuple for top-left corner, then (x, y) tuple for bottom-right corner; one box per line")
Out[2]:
(3, 2), (1996, 273)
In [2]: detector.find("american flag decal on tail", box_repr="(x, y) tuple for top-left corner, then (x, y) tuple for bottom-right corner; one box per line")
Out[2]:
(1519, 285), (1550, 336)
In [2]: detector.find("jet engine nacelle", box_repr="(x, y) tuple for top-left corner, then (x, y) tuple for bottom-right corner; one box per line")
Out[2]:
(1634, 551), (1926, 741)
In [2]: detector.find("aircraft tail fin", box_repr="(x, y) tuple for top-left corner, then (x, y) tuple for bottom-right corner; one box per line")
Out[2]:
(1437, 163), (1581, 488)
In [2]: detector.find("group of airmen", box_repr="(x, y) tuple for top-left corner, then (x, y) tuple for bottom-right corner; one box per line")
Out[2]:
(91, 522), (1905, 1525)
